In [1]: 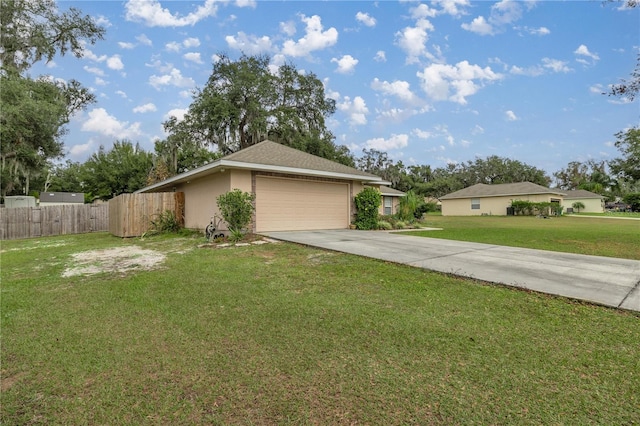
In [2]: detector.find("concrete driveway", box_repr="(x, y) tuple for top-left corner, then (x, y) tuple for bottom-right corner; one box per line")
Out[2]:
(263, 230), (640, 312)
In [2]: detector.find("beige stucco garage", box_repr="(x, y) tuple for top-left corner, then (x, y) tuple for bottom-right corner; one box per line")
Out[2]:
(136, 140), (392, 233)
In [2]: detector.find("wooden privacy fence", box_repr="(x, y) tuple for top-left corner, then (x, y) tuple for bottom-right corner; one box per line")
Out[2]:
(109, 192), (184, 238)
(0, 204), (109, 240)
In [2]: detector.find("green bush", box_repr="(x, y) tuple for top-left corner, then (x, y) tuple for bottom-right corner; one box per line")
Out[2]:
(354, 187), (381, 230)
(377, 220), (393, 230)
(623, 193), (640, 212)
(216, 189), (255, 234)
(150, 210), (182, 233)
(571, 201), (585, 213)
(398, 190), (420, 221)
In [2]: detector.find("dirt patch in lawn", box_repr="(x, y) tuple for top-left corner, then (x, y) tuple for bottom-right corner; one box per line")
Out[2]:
(62, 246), (166, 278)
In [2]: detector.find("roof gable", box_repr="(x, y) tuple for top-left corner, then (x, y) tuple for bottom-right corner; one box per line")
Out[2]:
(440, 182), (565, 200)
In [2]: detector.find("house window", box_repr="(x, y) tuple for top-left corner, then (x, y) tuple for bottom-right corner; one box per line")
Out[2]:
(471, 198), (480, 210)
(384, 196), (393, 215)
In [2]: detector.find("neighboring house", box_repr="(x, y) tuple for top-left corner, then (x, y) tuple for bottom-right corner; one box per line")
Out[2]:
(136, 140), (390, 232)
(561, 189), (605, 213)
(440, 182), (566, 216)
(379, 186), (405, 216)
(39, 192), (85, 206)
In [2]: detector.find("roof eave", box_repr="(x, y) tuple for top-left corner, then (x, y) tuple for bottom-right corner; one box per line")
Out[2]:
(136, 159), (387, 193)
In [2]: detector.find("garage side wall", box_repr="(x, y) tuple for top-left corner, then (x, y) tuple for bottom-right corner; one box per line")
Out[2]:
(176, 172), (231, 230)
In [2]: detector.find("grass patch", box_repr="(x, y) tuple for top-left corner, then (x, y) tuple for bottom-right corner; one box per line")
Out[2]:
(1, 233), (639, 424)
(411, 215), (640, 260)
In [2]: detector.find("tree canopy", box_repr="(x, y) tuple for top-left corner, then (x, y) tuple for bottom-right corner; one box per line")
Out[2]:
(173, 54), (353, 166)
(0, 0), (105, 197)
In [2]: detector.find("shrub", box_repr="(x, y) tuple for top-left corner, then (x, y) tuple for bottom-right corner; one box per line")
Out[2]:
(623, 193), (640, 212)
(377, 220), (393, 230)
(398, 190), (420, 221)
(395, 220), (408, 229)
(150, 210), (182, 233)
(216, 189), (255, 234)
(354, 187), (381, 230)
(572, 201), (585, 213)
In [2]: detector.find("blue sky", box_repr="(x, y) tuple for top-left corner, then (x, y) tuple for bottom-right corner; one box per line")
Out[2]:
(35, 0), (639, 176)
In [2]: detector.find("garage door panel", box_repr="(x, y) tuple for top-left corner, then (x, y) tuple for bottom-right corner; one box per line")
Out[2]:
(256, 177), (349, 232)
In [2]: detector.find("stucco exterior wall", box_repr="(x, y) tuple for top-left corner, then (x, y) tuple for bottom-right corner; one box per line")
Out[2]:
(562, 198), (604, 213)
(176, 171), (230, 230)
(442, 194), (560, 216)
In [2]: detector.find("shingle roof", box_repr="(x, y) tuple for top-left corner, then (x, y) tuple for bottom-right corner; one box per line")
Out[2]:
(379, 186), (405, 196)
(562, 189), (605, 199)
(440, 182), (565, 200)
(223, 140), (377, 178)
(137, 140), (383, 193)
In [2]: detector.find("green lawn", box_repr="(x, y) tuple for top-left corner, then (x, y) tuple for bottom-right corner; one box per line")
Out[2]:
(411, 215), (640, 260)
(1, 232), (639, 424)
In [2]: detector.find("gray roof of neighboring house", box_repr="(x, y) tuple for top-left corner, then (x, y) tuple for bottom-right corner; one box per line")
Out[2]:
(440, 182), (566, 200)
(137, 140), (386, 193)
(379, 186), (405, 196)
(562, 189), (605, 199)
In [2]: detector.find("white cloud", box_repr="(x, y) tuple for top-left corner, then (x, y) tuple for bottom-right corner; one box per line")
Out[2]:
(433, 0), (470, 17)
(525, 26), (550, 36)
(589, 84), (604, 94)
(81, 108), (143, 139)
(136, 34), (153, 46)
(235, 0), (256, 8)
(374, 51), (386, 62)
(124, 0), (218, 27)
(542, 58), (572, 73)
(164, 108), (188, 121)
(471, 124), (485, 135)
(115, 90), (128, 99)
(412, 128), (433, 139)
(371, 78), (419, 104)
(94, 15), (112, 27)
(166, 41), (182, 52)
(166, 37), (201, 53)
(183, 37), (201, 48)
(84, 66), (105, 76)
(280, 20), (296, 36)
(331, 55), (358, 74)
(183, 52), (203, 64)
(69, 139), (97, 158)
(461, 16), (494, 36)
(226, 32), (274, 54)
(574, 44), (600, 65)
(106, 55), (124, 70)
(118, 42), (135, 49)
(505, 110), (518, 121)
(462, 0), (529, 36)
(395, 18), (434, 64)
(365, 134), (409, 151)
(133, 103), (157, 113)
(337, 96), (369, 126)
(95, 77), (107, 86)
(356, 12), (376, 27)
(417, 61), (503, 104)
(149, 68), (196, 90)
(281, 15), (338, 58)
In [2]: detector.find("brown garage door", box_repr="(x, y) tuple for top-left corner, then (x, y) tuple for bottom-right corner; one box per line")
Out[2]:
(255, 177), (350, 232)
